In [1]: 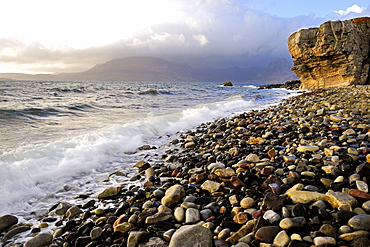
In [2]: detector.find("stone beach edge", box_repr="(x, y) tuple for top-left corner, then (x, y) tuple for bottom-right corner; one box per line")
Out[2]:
(1, 85), (370, 247)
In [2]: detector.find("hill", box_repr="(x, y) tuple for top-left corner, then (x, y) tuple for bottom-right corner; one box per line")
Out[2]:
(0, 57), (297, 83)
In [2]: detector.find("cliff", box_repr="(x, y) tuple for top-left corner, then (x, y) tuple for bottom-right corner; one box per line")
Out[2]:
(288, 17), (370, 89)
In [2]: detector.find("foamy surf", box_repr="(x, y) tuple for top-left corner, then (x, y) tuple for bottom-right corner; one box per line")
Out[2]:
(0, 81), (299, 216)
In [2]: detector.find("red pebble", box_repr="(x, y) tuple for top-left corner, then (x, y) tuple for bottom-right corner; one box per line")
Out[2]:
(230, 176), (245, 189)
(205, 216), (216, 222)
(252, 210), (265, 219)
(348, 189), (370, 200)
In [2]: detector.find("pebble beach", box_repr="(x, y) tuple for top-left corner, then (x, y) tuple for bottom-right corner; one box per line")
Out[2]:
(1, 86), (370, 247)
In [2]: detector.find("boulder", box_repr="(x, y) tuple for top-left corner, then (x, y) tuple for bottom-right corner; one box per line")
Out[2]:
(24, 233), (52, 247)
(161, 184), (185, 207)
(0, 215), (18, 233)
(288, 17), (370, 89)
(222, 81), (233, 86)
(169, 224), (212, 247)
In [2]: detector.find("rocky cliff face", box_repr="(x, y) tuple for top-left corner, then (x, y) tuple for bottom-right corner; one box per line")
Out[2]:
(288, 17), (370, 89)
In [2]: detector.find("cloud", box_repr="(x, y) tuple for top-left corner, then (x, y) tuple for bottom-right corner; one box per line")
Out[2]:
(335, 4), (366, 16)
(1, 0), (369, 73)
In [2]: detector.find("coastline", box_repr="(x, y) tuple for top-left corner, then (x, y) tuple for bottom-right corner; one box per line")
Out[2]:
(1, 86), (370, 247)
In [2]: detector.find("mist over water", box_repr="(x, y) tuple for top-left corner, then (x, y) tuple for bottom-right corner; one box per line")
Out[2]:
(0, 80), (299, 216)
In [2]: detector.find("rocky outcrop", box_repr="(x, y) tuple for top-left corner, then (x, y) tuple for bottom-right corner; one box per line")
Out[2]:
(288, 17), (370, 89)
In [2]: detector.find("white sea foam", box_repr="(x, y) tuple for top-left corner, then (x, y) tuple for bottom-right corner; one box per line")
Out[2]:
(0, 87), (299, 216)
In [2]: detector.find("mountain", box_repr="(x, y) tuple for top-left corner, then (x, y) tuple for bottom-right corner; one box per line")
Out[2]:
(59, 57), (197, 82)
(250, 58), (298, 84)
(0, 57), (297, 83)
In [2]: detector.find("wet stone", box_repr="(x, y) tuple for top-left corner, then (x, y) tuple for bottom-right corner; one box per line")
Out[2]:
(24, 233), (52, 247)
(292, 203), (308, 218)
(254, 226), (280, 243)
(350, 237), (370, 247)
(319, 224), (337, 238)
(262, 192), (285, 209)
(348, 215), (370, 231)
(335, 210), (357, 223)
(90, 227), (103, 240)
(0, 215), (18, 233)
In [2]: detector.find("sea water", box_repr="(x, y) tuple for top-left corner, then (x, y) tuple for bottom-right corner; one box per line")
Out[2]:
(0, 80), (299, 218)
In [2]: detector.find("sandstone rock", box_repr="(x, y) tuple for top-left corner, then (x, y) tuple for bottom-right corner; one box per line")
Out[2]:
(297, 146), (319, 152)
(214, 168), (235, 178)
(233, 212), (249, 224)
(285, 191), (325, 204)
(245, 153), (260, 163)
(288, 17), (370, 89)
(339, 230), (369, 241)
(325, 191), (357, 209)
(98, 187), (120, 199)
(313, 236), (336, 246)
(0, 215), (18, 233)
(240, 197), (255, 209)
(200, 180), (221, 193)
(24, 233), (52, 247)
(273, 230), (290, 247)
(161, 184), (185, 207)
(169, 224), (212, 247)
(114, 222), (134, 235)
(226, 219), (256, 244)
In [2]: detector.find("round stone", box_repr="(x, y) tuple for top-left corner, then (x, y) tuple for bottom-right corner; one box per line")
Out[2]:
(279, 217), (306, 229)
(263, 210), (281, 224)
(313, 236), (336, 246)
(240, 197), (255, 209)
(348, 215), (370, 230)
(174, 207), (185, 222)
(273, 230), (290, 247)
(185, 208), (200, 223)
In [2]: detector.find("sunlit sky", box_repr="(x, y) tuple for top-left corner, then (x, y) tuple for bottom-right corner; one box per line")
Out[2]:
(0, 0), (369, 74)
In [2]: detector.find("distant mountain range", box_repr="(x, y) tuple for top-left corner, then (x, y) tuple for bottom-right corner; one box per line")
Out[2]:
(0, 57), (298, 83)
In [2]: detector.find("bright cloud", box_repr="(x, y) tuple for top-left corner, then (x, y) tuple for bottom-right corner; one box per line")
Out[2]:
(0, 0), (369, 73)
(335, 4), (366, 16)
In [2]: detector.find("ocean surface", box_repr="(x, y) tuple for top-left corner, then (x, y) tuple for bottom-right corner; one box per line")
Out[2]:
(0, 80), (299, 220)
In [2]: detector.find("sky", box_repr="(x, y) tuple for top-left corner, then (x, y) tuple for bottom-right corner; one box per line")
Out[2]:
(0, 0), (369, 74)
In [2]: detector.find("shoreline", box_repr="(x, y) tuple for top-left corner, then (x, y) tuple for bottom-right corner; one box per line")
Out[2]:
(1, 86), (370, 247)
